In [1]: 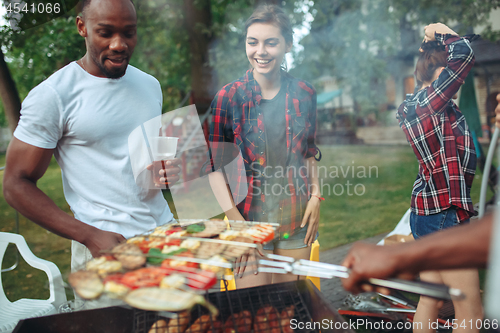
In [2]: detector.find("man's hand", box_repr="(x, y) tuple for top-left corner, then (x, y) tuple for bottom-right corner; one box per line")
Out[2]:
(341, 242), (413, 294)
(147, 157), (182, 187)
(495, 93), (500, 129)
(83, 228), (126, 257)
(422, 23), (458, 43)
(301, 196), (321, 246)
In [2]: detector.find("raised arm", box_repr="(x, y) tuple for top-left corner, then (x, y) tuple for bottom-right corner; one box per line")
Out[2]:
(416, 23), (475, 116)
(3, 138), (125, 257)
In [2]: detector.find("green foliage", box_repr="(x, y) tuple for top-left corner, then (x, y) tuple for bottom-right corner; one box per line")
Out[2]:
(291, 0), (400, 114)
(0, 0), (307, 117)
(0, 10), (84, 98)
(3, 0), (497, 122)
(292, 0), (500, 116)
(132, 0), (190, 111)
(391, 0), (500, 36)
(3, 0), (79, 31)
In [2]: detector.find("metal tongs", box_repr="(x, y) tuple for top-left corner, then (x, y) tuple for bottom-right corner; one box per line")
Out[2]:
(255, 254), (464, 301)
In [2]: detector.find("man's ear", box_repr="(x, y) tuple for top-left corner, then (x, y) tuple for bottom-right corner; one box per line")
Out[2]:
(76, 16), (87, 38)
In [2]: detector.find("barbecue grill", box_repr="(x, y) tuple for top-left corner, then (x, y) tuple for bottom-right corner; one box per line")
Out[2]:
(14, 219), (461, 332)
(14, 280), (354, 333)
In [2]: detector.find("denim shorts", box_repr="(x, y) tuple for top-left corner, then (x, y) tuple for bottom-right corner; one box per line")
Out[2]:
(410, 207), (467, 240)
(263, 226), (319, 250)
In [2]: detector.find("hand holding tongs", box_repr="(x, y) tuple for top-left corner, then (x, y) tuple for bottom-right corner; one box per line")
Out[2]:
(254, 254), (464, 301)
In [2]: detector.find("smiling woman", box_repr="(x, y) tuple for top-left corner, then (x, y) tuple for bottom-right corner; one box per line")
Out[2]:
(204, 4), (322, 290)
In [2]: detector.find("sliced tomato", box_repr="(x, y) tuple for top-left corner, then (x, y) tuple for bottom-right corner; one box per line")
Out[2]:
(161, 258), (199, 269)
(186, 270), (217, 290)
(252, 226), (275, 244)
(103, 273), (125, 284)
(261, 230), (275, 244)
(165, 227), (183, 235)
(120, 267), (169, 289)
(136, 240), (152, 253)
(164, 238), (182, 246)
(159, 266), (217, 290)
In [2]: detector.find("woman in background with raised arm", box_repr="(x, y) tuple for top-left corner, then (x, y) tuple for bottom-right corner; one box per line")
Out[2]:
(395, 23), (483, 332)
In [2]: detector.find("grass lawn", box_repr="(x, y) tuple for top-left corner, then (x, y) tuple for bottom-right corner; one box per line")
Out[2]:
(0, 144), (495, 304)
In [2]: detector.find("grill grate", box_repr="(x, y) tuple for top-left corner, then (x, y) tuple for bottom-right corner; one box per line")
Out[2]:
(134, 310), (159, 332)
(133, 281), (322, 333)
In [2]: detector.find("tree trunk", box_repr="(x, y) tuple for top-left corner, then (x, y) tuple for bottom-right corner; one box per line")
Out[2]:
(183, 0), (216, 115)
(0, 48), (21, 134)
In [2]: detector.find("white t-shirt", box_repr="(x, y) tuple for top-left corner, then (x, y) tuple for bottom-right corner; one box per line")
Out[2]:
(14, 62), (173, 238)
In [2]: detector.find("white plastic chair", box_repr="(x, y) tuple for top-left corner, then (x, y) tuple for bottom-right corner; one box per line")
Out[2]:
(0, 232), (67, 333)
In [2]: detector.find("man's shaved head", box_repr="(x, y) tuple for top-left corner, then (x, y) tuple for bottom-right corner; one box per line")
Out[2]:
(76, 0), (138, 78)
(81, 0), (135, 19)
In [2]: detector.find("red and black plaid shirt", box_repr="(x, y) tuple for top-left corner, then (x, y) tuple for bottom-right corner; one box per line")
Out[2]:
(397, 34), (477, 222)
(204, 69), (320, 237)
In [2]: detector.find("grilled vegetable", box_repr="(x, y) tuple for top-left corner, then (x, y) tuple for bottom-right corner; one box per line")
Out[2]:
(120, 267), (167, 289)
(85, 256), (122, 276)
(68, 270), (104, 300)
(124, 287), (219, 315)
(112, 243), (146, 270)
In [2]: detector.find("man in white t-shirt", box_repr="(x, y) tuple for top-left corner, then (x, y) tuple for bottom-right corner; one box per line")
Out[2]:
(3, 0), (179, 269)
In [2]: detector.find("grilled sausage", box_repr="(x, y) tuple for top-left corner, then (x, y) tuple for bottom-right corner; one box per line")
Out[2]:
(167, 311), (191, 333)
(235, 310), (253, 333)
(223, 312), (240, 333)
(211, 319), (223, 333)
(149, 319), (168, 333)
(185, 314), (211, 333)
(254, 306), (280, 333)
(280, 305), (295, 333)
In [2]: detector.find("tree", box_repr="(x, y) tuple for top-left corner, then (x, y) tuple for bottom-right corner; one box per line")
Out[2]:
(0, 0), (80, 132)
(0, 48), (20, 133)
(291, 0), (500, 117)
(0, 0), (308, 130)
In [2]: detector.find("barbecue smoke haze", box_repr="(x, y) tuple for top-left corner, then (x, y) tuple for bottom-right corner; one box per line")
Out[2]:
(128, 104), (247, 220)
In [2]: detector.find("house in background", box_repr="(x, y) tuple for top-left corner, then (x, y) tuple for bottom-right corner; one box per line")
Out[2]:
(471, 38), (500, 141)
(314, 76), (361, 144)
(314, 8), (500, 145)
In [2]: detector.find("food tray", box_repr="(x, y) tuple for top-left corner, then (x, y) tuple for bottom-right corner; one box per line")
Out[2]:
(68, 219), (279, 312)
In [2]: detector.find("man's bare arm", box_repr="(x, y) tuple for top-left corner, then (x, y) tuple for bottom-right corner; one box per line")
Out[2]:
(3, 137), (125, 256)
(342, 215), (493, 293)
